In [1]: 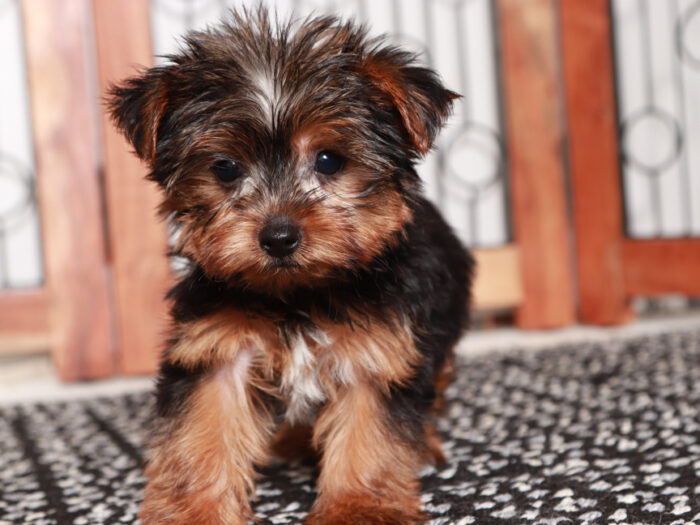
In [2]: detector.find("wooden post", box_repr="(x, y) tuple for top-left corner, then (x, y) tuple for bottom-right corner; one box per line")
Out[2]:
(472, 245), (523, 312)
(93, 0), (171, 375)
(559, 0), (632, 324)
(622, 239), (700, 296)
(0, 289), (48, 334)
(21, 0), (116, 379)
(497, 0), (576, 328)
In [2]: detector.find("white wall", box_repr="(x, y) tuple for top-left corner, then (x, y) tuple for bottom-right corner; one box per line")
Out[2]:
(612, 0), (700, 238)
(0, 1), (43, 289)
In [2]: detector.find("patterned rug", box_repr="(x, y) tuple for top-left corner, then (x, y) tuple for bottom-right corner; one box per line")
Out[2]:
(1, 330), (700, 525)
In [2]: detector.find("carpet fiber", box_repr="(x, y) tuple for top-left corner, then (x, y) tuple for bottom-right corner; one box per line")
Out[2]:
(1, 331), (700, 524)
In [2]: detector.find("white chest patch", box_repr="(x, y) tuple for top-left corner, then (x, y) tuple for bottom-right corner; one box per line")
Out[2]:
(280, 331), (326, 424)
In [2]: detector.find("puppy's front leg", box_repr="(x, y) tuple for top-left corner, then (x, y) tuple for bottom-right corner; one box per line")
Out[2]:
(306, 384), (425, 525)
(140, 352), (273, 525)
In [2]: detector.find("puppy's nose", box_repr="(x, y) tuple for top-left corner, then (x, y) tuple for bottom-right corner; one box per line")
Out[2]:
(258, 216), (301, 258)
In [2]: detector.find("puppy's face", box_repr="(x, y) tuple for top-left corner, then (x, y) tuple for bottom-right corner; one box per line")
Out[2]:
(110, 12), (456, 293)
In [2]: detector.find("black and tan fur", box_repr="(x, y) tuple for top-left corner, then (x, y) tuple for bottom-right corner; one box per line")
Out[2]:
(110, 8), (473, 524)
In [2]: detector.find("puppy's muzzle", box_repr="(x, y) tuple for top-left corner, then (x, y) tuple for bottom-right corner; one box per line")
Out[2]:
(258, 216), (301, 258)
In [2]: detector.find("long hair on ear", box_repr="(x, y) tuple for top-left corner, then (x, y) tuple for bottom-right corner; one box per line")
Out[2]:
(360, 47), (459, 155)
(108, 68), (170, 165)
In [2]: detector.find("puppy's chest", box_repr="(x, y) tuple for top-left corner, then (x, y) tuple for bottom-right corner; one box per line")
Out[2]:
(270, 319), (411, 424)
(278, 329), (329, 424)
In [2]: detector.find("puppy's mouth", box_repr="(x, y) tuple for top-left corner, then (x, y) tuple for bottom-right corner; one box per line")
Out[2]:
(268, 259), (301, 270)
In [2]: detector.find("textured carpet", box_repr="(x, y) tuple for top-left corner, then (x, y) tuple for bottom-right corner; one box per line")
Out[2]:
(1, 331), (700, 524)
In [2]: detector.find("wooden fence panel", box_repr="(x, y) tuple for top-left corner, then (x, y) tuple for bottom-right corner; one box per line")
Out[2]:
(22, 0), (115, 380)
(93, 0), (171, 375)
(560, 0), (632, 325)
(497, 0), (576, 328)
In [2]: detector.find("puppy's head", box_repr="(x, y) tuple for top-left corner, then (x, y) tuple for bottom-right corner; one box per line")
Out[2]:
(109, 9), (456, 294)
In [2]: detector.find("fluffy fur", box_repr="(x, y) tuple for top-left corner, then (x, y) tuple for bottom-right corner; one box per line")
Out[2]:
(110, 8), (473, 525)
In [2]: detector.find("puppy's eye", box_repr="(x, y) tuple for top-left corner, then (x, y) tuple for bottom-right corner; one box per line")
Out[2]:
(314, 151), (344, 176)
(212, 159), (241, 184)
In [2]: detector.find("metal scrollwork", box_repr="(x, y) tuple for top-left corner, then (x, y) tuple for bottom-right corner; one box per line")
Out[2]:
(0, 154), (35, 236)
(677, 0), (700, 69)
(613, 0), (697, 237)
(620, 106), (683, 175)
(445, 122), (505, 196)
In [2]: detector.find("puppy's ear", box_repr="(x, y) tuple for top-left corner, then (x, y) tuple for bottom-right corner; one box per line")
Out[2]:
(108, 68), (169, 164)
(361, 48), (459, 155)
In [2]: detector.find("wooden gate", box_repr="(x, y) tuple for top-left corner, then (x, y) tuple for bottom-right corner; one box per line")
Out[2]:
(0, 0), (170, 380)
(1, 1), (116, 380)
(561, 0), (700, 325)
(2, 0), (698, 381)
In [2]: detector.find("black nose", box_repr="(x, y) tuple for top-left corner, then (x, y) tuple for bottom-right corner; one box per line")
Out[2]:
(258, 216), (301, 258)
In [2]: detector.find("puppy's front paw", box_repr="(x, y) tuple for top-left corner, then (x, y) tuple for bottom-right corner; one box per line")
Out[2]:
(304, 496), (425, 525)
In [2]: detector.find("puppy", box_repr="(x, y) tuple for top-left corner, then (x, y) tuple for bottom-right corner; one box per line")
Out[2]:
(110, 8), (473, 525)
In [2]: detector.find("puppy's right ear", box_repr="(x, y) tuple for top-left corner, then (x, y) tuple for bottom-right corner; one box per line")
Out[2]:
(108, 68), (168, 164)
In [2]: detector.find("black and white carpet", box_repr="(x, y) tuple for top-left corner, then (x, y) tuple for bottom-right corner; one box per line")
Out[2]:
(1, 330), (700, 524)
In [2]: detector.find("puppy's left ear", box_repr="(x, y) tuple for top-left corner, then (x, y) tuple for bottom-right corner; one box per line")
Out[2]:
(108, 68), (169, 165)
(361, 48), (459, 155)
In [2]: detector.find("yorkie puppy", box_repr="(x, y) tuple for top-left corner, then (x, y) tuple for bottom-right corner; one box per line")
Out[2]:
(110, 8), (473, 525)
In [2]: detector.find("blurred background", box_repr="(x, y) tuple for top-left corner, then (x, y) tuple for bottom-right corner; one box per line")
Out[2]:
(0, 0), (699, 385)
